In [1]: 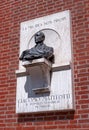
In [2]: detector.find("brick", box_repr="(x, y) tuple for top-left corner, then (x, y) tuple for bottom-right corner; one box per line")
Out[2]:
(23, 127), (35, 130)
(0, 0), (89, 130)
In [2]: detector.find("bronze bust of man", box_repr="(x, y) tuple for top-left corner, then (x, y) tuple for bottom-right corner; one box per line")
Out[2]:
(19, 31), (54, 62)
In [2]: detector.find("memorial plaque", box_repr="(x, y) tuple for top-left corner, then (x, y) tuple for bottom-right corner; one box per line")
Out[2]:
(16, 10), (74, 113)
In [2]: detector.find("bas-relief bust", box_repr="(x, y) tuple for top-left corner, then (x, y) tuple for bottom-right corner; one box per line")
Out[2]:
(19, 31), (54, 63)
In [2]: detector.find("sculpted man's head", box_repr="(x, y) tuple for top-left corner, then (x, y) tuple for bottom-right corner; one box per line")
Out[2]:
(19, 30), (54, 62)
(35, 31), (45, 44)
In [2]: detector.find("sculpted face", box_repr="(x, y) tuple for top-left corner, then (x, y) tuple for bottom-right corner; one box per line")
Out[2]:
(35, 31), (45, 44)
(19, 31), (54, 62)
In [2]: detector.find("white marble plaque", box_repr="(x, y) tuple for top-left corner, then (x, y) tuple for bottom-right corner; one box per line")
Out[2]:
(19, 10), (72, 69)
(16, 10), (74, 113)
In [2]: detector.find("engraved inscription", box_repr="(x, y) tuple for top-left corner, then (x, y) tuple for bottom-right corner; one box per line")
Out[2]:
(22, 17), (66, 31)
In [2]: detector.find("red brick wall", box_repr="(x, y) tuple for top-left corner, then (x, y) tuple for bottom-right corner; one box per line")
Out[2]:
(0, 0), (89, 130)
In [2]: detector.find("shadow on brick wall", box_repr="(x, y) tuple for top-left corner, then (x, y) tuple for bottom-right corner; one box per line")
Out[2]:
(17, 110), (75, 123)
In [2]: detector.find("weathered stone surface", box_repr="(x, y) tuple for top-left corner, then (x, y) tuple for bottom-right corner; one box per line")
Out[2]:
(16, 10), (73, 113)
(19, 10), (72, 69)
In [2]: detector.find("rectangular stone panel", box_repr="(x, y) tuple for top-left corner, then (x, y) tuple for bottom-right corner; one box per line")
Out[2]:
(16, 10), (74, 113)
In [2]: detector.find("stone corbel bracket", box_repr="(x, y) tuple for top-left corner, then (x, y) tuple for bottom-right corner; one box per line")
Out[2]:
(16, 58), (71, 94)
(16, 58), (52, 94)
